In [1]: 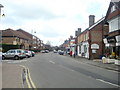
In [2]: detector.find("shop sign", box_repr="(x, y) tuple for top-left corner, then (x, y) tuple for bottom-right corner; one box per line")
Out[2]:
(103, 38), (108, 44)
(107, 37), (116, 43)
(92, 50), (96, 53)
(116, 42), (120, 46)
(116, 35), (120, 42)
(91, 44), (99, 49)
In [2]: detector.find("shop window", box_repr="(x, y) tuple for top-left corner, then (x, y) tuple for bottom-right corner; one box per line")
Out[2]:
(79, 45), (81, 54)
(84, 45), (87, 53)
(116, 46), (120, 60)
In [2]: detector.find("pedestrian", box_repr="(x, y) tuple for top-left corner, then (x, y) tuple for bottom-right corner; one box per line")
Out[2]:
(70, 51), (72, 57)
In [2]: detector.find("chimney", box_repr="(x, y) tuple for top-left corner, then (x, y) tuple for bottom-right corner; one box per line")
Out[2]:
(89, 15), (95, 27)
(75, 31), (78, 36)
(77, 28), (81, 35)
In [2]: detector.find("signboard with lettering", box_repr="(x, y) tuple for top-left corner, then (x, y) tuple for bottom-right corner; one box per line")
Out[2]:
(91, 44), (99, 49)
(92, 50), (96, 53)
(107, 37), (116, 43)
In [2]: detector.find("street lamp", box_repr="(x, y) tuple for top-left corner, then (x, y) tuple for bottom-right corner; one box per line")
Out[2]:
(0, 4), (4, 18)
(0, 4), (4, 52)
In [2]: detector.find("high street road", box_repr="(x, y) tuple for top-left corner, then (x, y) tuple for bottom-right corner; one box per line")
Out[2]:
(2, 52), (120, 88)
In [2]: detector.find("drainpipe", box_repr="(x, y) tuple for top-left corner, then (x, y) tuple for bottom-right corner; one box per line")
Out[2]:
(88, 30), (91, 60)
(102, 19), (104, 57)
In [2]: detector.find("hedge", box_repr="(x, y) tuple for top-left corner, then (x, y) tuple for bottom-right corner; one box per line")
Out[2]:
(1, 44), (20, 52)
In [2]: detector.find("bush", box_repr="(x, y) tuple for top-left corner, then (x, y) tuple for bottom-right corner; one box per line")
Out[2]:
(1, 44), (20, 52)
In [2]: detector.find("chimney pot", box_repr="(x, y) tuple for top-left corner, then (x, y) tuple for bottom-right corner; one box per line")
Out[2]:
(89, 15), (95, 27)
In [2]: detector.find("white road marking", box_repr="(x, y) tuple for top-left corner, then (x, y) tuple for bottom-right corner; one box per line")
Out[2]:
(2, 60), (14, 62)
(49, 61), (55, 64)
(7, 60), (27, 63)
(107, 69), (119, 73)
(96, 79), (120, 87)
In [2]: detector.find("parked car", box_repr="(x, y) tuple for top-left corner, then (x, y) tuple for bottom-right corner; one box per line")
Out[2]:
(31, 51), (35, 57)
(45, 50), (49, 53)
(58, 51), (64, 55)
(41, 50), (46, 53)
(24, 50), (32, 58)
(41, 50), (49, 53)
(53, 50), (57, 53)
(2, 49), (26, 60)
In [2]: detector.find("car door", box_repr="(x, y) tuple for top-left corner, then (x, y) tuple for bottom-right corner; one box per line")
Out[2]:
(10, 50), (16, 58)
(5, 50), (12, 58)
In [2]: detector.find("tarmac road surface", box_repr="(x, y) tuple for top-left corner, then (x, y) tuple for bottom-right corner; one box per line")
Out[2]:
(18, 52), (119, 88)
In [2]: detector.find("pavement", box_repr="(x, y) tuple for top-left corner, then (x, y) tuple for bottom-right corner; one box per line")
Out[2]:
(1, 62), (24, 88)
(0, 62), (2, 90)
(67, 55), (120, 72)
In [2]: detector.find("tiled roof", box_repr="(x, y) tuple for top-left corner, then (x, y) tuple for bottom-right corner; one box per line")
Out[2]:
(17, 29), (33, 39)
(1, 28), (31, 40)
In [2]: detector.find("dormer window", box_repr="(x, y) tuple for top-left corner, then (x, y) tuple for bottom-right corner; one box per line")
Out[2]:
(111, 5), (116, 13)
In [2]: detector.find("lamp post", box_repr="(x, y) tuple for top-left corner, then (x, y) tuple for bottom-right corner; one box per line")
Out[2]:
(0, 4), (4, 53)
(0, 4), (4, 18)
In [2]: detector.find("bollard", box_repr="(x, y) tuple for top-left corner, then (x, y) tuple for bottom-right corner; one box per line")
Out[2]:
(102, 57), (106, 64)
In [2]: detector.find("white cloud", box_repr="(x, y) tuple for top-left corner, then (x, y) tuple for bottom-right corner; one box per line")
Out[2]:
(1, 0), (111, 46)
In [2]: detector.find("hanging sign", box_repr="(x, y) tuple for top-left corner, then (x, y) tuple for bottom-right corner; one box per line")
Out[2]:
(91, 44), (99, 49)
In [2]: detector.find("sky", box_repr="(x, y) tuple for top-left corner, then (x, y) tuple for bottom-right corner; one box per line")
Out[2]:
(0, 0), (110, 46)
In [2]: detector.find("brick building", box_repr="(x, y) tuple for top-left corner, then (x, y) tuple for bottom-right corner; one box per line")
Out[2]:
(76, 15), (108, 59)
(1, 28), (31, 50)
(17, 29), (43, 50)
(1, 28), (44, 52)
(103, 0), (120, 61)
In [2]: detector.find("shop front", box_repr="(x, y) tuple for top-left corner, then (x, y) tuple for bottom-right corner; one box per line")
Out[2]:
(104, 35), (120, 64)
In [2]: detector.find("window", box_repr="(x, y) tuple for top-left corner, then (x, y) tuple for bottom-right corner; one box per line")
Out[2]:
(109, 16), (119, 32)
(17, 50), (21, 53)
(10, 50), (15, 53)
(84, 45), (87, 53)
(79, 45), (81, 54)
(111, 5), (116, 13)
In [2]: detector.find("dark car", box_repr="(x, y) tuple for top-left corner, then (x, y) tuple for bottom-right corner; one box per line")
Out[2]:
(59, 51), (64, 55)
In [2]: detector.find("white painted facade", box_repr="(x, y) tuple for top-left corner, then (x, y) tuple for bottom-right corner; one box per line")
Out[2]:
(77, 41), (89, 58)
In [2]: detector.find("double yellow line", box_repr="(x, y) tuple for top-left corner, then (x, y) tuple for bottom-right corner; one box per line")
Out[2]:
(20, 65), (37, 90)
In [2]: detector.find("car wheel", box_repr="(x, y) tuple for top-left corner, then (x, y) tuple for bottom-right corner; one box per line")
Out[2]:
(26, 55), (29, 58)
(14, 56), (19, 60)
(2, 56), (5, 60)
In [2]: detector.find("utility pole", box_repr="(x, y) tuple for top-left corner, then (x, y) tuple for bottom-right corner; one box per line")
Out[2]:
(0, 4), (4, 18)
(0, 4), (4, 52)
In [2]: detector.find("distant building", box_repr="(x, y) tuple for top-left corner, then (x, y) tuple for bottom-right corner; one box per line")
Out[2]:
(1, 28), (44, 52)
(17, 29), (42, 50)
(1, 28), (31, 50)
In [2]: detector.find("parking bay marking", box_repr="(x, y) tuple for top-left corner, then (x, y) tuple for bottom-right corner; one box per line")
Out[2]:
(7, 60), (27, 64)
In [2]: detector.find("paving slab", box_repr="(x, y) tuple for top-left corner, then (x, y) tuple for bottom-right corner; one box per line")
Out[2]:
(2, 63), (24, 88)
(66, 55), (120, 72)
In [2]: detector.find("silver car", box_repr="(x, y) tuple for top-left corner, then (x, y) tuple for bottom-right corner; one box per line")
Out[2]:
(2, 49), (26, 60)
